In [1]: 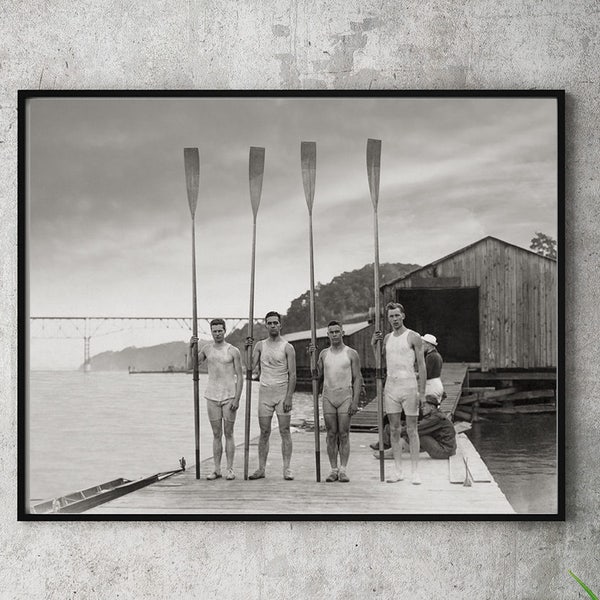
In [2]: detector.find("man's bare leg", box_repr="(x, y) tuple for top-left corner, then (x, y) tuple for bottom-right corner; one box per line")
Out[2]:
(324, 413), (339, 468)
(337, 413), (351, 482)
(337, 413), (351, 468)
(208, 419), (223, 479)
(387, 412), (404, 482)
(405, 415), (421, 484)
(277, 413), (293, 478)
(249, 415), (273, 478)
(223, 419), (235, 471)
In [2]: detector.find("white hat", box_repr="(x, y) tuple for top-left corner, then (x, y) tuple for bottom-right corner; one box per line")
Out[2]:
(422, 334), (437, 346)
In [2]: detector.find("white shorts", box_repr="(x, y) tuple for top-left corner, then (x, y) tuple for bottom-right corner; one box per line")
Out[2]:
(425, 377), (444, 401)
(384, 377), (418, 417)
(258, 383), (288, 418)
(206, 397), (237, 423)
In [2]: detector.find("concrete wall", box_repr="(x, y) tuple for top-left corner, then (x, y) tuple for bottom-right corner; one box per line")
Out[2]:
(1, 2), (597, 598)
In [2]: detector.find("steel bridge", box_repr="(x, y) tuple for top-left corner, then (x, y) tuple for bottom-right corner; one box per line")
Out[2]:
(30, 316), (254, 369)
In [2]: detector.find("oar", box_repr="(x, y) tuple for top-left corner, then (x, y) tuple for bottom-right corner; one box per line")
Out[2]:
(184, 147), (201, 480)
(367, 138), (385, 482)
(244, 146), (265, 480)
(301, 141), (321, 483)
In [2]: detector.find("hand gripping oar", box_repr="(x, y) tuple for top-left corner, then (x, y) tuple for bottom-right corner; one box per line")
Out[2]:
(244, 146), (265, 480)
(184, 147), (201, 480)
(301, 141), (321, 482)
(367, 138), (385, 482)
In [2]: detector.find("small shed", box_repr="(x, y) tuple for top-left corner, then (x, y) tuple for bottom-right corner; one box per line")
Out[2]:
(380, 236), (557, 372)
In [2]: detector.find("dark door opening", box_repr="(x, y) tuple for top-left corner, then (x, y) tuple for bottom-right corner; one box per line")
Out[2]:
(395, 287), (480, 362)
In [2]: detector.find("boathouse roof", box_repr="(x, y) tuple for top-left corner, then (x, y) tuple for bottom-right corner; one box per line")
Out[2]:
(284, 321), (370, 343)
(381, 235), (556, 290)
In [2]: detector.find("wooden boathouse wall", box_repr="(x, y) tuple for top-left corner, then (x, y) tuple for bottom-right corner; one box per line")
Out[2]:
(380, 236), (557, 372)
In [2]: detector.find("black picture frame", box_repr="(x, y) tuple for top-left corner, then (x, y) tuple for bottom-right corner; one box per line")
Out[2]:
(18, 89), (565, 521)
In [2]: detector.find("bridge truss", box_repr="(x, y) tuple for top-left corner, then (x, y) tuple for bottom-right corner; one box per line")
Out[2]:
(30, 317), (254, 369)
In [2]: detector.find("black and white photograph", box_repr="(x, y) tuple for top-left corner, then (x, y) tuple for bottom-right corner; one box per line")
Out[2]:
(19, 91), (563, 519)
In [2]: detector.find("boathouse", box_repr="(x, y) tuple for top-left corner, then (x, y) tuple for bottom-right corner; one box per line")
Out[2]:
(380, 236), (557, 374)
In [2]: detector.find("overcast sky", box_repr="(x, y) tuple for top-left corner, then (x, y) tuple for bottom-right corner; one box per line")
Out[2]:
(27, 95), (558, 368)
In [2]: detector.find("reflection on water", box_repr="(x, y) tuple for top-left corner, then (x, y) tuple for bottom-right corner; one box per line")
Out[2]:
(467, 413), (557, 514)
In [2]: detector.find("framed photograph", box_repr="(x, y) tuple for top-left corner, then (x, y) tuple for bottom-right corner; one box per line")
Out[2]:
(18, 90), (564, 520)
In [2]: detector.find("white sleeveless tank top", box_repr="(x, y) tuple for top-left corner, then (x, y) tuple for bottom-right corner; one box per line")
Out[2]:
(204, 342), (236, 401)
(385, 330), (416, 380)
(259, 339), (289, 386)
(323, 346), (352, 389)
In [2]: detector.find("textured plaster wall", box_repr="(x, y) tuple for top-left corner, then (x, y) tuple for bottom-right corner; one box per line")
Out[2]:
(1, 1), (598, 598)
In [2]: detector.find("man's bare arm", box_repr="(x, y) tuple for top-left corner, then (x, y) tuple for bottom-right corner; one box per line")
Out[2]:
(349, 349), (363, 414)
(188, 337), (208, 369)
(316, 349), (325, 394)
(370, 331), (388, 361)
(412, 333), (427, 402)
(283, 344), (297, 412)
(251, 341), (262, 379)
(230, 347), (244, 410)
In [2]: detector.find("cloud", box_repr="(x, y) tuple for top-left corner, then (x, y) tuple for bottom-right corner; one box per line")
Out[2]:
(28, 95), (558, 323)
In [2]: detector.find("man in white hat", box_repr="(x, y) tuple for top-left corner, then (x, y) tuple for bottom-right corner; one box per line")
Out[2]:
(421, 334), (444, 404)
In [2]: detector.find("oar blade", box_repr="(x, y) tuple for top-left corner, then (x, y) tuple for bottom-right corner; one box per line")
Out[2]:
(184, 147), (200, 218)
(249, 146), (265, 218)
(301, 141), (316, 212)
(366, 138), (381, 209)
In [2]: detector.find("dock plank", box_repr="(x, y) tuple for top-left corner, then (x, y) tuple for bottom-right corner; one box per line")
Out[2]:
(88, 428), (513, 515)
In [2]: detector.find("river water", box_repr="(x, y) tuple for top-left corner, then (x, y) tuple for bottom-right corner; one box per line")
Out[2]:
(27, 371), (557, 514)
(27, 371), (315, 503)
(466, 413), (557, 514)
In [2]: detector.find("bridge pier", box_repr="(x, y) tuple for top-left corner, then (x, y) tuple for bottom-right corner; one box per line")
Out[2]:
(83, 335), (91, 372)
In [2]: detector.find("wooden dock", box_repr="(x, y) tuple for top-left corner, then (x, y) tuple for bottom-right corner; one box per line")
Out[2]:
(350, 362), (469, 431)
(87, 426), (513, 516)
(439, 363), (469, 416)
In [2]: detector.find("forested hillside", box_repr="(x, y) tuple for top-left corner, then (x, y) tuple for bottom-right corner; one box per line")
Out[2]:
(84, 340), (210, 372)
(282, 262), (419, 332)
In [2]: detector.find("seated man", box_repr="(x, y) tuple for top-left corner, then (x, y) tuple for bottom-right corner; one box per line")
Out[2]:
(421, 333), (444, 403)
(372, 396), (456, 459)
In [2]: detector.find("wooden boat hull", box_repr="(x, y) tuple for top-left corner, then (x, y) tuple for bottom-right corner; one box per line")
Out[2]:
(31, 469), (183, 514)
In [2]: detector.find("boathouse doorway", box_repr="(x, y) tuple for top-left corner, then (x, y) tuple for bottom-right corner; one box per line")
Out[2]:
(395, 287), (480, 363)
